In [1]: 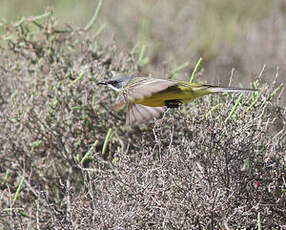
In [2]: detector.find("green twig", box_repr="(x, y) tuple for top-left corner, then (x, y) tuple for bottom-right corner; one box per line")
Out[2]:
(261, 83), (284, 107)
(13, 17), (25, 27)
(28, 11), (51, 22)
(71, 66), (88, 86)
(102, 128), (112, 156)
(95, 23), (106, 36)
(190, 57), (203, 83)
(267, 83), (283, 101)
(138, 44), (149, 67)
(81, 140), (99, 164)
(257, 212), (262, 230)
(247, 90), (261, 111)
(170, 62), (189, 78)
(1, 169), (10, 185)
(19, 211), (31, 218)
(13, 176), (25, 204)
(225, 94), (243, 123)
(84, 0), (104, 31)
(130, 43), (139, 55)
(205, 103), (223, 118)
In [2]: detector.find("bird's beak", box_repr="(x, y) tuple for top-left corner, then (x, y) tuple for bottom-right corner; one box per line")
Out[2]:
(97, 81), (107, 85)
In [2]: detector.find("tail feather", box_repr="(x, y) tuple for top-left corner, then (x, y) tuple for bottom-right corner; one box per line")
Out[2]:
(206, 86), (258, 93)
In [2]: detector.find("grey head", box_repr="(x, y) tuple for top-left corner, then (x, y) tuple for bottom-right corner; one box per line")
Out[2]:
(97, 74), (136, 92)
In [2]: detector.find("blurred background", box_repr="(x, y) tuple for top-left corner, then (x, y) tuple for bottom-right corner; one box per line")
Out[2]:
(1, 0), (285, 104)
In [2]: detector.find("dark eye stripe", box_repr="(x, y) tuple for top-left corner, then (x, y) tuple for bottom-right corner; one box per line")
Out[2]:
(108, 80), (119, 84)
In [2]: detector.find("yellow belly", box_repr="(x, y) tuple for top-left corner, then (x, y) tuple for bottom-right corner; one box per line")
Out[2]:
(134, 85), (210, 107)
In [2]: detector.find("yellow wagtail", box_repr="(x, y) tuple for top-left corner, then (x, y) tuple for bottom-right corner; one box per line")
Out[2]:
(97, 74), (258, 125)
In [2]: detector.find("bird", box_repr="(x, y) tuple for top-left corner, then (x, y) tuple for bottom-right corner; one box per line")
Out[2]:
(97, 74), (258, 125)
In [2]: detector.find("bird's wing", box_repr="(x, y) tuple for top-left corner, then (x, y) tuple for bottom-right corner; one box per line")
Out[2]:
(126, 103), (165, 125)
(123, 78), (180, 102)
(112, 78), (188, 109)
(112, 78), (185, 125)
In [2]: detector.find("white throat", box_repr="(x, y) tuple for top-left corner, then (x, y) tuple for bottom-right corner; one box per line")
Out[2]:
(107, 84), (121, 92)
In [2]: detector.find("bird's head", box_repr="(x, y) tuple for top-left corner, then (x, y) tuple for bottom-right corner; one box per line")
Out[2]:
(97, 74), (136, 91)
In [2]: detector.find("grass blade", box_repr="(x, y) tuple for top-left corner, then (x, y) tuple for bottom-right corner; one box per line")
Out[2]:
(102, 128), (112, 156)
(84, 0), (104, 31)
(190, 57), (203, 83)
(257, 212), (262, 230)
(170, 61), (189, 78)
(13, 176), (25, 205)
(81, 140), (99, 164)
(225, 93), (243, 123)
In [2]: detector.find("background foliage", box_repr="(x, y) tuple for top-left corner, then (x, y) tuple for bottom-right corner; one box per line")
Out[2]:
(0, 1), (285, 229)
(1, 0), (286, 104)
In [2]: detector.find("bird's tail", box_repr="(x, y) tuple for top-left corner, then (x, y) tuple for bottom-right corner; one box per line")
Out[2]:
(205, 86), (258, 93)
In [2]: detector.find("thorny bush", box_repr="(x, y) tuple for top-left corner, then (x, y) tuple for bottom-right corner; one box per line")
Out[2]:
(0, 14), (285, 229)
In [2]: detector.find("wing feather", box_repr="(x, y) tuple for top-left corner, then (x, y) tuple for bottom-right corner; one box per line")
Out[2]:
(126, 105), (131, 125)
(126, 103), (165, 125)
(129, 104), (137, 124)
(125, 78), (179, 101)
(110, 77), (182, 125)
(132, 103), (145, 122)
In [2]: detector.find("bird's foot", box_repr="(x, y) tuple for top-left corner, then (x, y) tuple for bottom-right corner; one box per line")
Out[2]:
(165, 99), (182, 108)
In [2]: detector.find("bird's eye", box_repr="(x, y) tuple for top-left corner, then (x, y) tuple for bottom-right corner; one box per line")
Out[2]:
(109, 80), (121, 86)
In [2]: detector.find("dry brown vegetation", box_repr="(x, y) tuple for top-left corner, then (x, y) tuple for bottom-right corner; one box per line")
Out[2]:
(0, 7), (286, 230)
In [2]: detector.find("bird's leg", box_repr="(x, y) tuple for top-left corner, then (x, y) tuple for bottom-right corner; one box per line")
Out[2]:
(165, 99), (182, 108)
